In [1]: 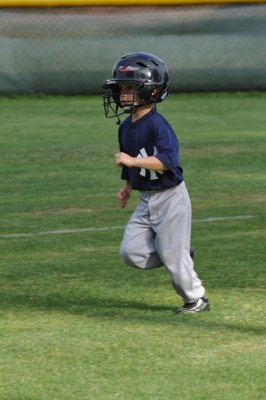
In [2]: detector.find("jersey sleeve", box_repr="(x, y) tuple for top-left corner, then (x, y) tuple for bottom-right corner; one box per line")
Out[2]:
(118, 125), (130, 181)
(153, 118), (181, 174)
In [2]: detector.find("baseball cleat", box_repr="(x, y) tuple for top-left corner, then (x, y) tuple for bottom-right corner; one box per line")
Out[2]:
(175, 297), (210, 314)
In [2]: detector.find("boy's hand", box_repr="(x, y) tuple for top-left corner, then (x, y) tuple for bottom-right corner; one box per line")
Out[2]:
(115, 152), (135, 168)
(117, 185), (131, 209)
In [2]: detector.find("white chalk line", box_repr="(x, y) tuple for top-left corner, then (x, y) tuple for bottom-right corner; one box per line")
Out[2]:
(0, 214), (264, 239)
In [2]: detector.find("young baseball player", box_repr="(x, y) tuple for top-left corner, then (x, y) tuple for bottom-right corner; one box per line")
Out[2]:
(103, 52), (209, 314)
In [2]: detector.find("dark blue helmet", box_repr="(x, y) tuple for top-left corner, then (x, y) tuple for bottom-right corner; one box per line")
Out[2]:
(103, 52), (170, 121)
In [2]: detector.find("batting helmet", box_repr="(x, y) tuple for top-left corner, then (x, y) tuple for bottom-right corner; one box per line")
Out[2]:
(102, 52), (170, 121)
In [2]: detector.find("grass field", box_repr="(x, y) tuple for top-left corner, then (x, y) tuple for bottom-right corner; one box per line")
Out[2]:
(0, 93), (265, 400)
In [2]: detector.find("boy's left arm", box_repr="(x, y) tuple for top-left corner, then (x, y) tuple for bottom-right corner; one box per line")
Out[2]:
(115, 152), (168, 171)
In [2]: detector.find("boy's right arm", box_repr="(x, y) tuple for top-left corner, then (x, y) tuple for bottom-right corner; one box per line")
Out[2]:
(117, 181), (132, 209)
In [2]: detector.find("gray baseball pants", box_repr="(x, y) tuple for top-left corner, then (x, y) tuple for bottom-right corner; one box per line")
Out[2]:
(120, 182), (205, 303)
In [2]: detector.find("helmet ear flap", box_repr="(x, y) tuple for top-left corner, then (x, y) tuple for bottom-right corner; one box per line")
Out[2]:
(142, 85), (163, 104)
(155, 81), (170, 103)
(150, 87), (160, 103)
(138, 81), (169, 105)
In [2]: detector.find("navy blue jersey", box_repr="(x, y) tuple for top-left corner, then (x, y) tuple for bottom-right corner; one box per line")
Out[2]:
(118, 107), (184, 191)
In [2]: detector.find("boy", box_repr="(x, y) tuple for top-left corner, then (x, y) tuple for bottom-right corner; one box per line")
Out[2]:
(102, 52), (209, 314)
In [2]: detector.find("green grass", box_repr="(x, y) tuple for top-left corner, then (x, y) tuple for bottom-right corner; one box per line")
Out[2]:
(0, 93), (265, 400)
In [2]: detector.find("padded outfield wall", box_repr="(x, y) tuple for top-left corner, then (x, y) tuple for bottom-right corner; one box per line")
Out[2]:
(0, 2), (266, 94)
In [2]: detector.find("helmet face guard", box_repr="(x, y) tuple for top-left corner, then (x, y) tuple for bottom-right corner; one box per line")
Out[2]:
(103, 81), (146, 119)
(102, 52), (170, 123)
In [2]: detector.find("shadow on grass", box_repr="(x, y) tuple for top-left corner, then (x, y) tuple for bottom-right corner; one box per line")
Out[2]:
(1, 291), (265, 337)
(1, 292), (173, 314)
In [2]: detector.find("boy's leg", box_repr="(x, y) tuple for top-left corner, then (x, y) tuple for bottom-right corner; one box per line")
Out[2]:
(120, 195), (163, 270)
(151, 183), (205, 303)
